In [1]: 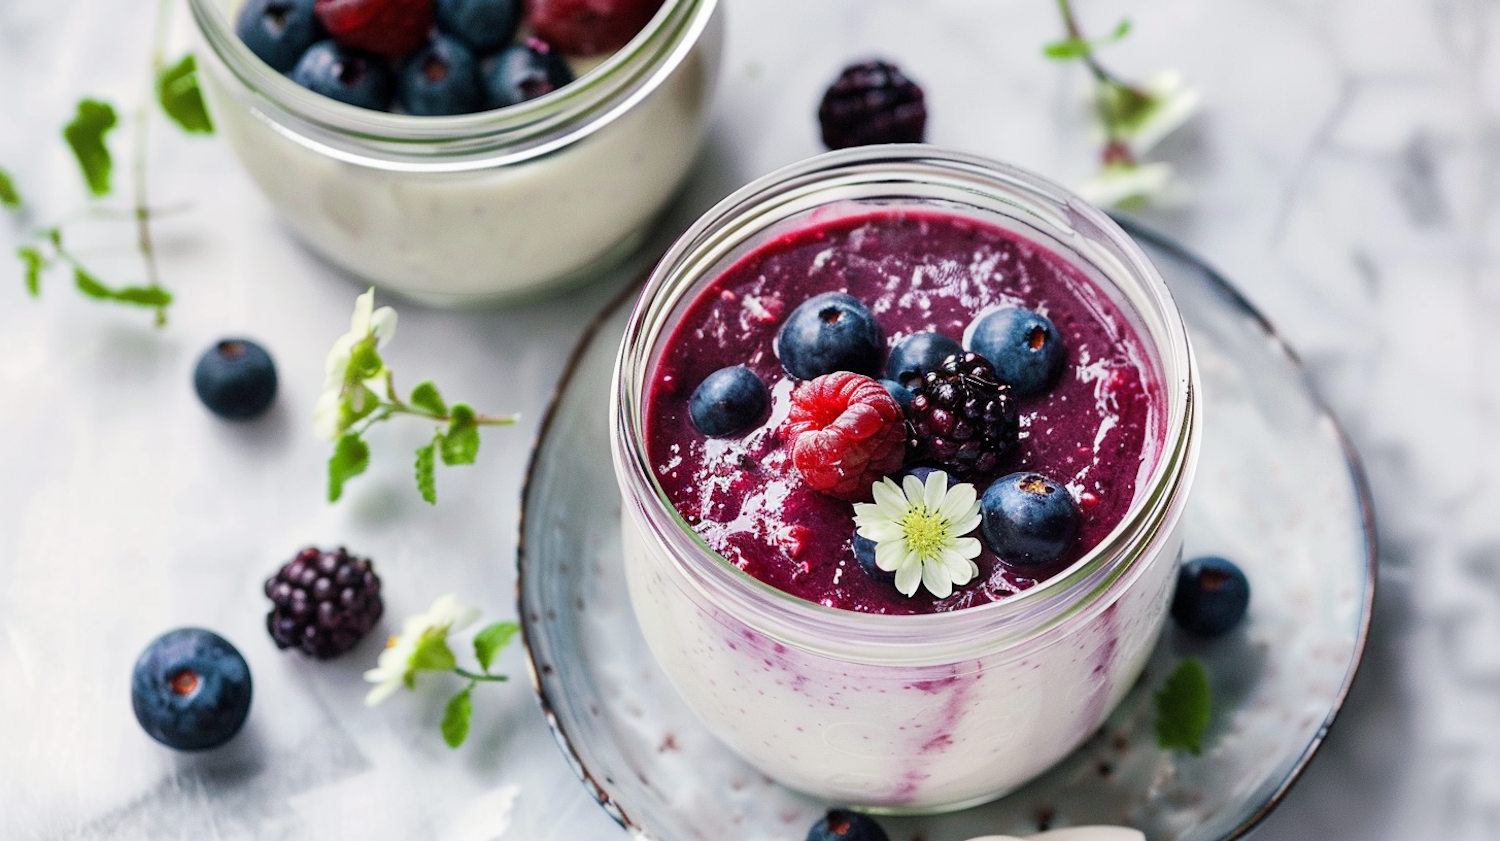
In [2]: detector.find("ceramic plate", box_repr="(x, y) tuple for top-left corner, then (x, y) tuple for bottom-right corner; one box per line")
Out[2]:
(516, 220), (1377, 841)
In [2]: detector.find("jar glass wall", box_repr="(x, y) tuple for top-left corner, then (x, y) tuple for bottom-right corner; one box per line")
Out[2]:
(610, 146), (1201, 812)
(189, 0), (723, 305)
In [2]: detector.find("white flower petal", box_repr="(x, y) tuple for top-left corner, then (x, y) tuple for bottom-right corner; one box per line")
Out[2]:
(1076, 162), (1175, 209)
(858, 521), (905, 543)
(872, 478), (909, 519)
(350, 287), (376, 334)
(894, 560), (923, 596)
(942, 549), (977, 585)
(370, 305), (398, 349)
(951, 511), (982, 537)
(923, 471), (948, 511)
(921, 560), (953, 599)
(901, 473), (926, 505)
(364, 676), (404, 706)
(874, 539), (908, 572)
(936, 482), (977, 521)
(1127, 71), (1200, 156)
(951, 536), (983, 560)
(313, 389), (344, 441)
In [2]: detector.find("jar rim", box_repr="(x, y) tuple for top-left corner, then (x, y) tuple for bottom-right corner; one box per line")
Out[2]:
(189, 0), (718, 171)
(611, 145), (1201, 665)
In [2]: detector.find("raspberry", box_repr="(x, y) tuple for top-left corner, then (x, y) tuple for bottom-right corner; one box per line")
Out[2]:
(528, 0), (664, 56)
(817, 60), (927, 150)
(906, 352), (1019, 480)
(265, 547), (384, 659)
(315, 0), (433, 58)
(780, 372), (905, 502)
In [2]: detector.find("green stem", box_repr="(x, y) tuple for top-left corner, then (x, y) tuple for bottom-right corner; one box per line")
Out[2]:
(453, 668), (508, 683)
(132, 0), (175, 326)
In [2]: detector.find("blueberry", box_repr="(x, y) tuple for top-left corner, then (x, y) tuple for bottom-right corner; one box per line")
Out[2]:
(980, 472), (1080, 565)
(688, 366), (769, 438)
(236, 0), (324, 73)
(967, 307), (1066, 397)
(131, 628), (253, 751)
(291, 40), (394, 111)
(435, 0), (520, 53)
(878, 378), (913, 412)
(398, 35), (481, 116)
(1172, 556), (1251, 636)
(194, 339), (278, 420)
(806, 809), (890, 841)
(885, 331), (962, 389)
(775, 292), (884, 380)
(481, 40), (574, 109)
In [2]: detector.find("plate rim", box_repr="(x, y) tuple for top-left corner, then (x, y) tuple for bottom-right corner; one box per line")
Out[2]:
(514, 220), (1380, 841)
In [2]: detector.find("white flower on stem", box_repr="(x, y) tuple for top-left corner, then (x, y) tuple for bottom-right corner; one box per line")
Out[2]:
(364, 593), (481, 706)
(313, 287), (399, 440)
(1076, 159), (1176, 208)
(852, 471), (983, 599)
(1116, 70), (1199, 157)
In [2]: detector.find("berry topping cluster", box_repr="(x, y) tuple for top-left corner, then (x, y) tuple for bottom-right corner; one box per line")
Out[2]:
(235, 0), (663, 114)
(680, 279), (1094, 599)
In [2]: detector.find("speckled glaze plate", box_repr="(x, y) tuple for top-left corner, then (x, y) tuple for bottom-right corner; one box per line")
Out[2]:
(516, 221), (1377, 841)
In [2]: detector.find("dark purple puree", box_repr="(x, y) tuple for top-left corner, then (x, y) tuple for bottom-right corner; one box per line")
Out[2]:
(645, 208), (1161, 615)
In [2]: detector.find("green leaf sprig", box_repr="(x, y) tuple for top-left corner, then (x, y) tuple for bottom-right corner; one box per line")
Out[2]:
(363, 593), (518, 748)
(6, 0), (213, 326)
(317, 288), (519, 504)
(1154, 657), (1212, 754)
(1044, 0), (1199, 208)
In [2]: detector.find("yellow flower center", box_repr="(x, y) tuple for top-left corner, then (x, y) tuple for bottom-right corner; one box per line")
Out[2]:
(899, 505), (953, 561)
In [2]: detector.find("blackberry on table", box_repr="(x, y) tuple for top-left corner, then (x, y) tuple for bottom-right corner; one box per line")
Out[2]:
(265, 547), (383, 659)
(817, 59), (927, 150)
(905, 352), (1019, 480)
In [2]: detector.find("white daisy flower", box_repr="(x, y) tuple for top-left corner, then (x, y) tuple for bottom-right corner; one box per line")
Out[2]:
(852, 471), (983, 599)
(1076, 160), (1176, 208)
(313, 287), (398, 441)
(364, 593), (481, 706)
(1116, 70), (1199, 157)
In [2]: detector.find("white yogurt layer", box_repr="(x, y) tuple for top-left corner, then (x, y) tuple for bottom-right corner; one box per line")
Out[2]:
(620, 508), (1182, 812)
(200, 4), (721, 305)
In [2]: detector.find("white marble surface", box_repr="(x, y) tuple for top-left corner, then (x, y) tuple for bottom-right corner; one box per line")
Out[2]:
(0, 0), (1491, 839)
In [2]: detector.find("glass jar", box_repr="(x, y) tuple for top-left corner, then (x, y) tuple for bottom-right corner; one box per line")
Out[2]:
(610, 146), (1201, 813)
(189, 0), (723, 305)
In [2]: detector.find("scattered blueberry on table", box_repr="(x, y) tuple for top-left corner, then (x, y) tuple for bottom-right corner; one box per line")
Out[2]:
(193, 338), (279, 420)
(806, 809), (890, 841)
(131, 628), (253, 751)
(1172, 556), (1250, 636)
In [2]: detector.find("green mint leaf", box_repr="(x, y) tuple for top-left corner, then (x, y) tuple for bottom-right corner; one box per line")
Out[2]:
(328, 431), (370, 502)
(64, 99), (118, 198)
(409, 380), (447, 416)
(441, 685), (473, 748)
(1042, 37), (1090, 60)
(411, 629), (457, 672)
(1155, 658), (1211, 754)
(73, 267), (111, 299)
(72, 267), (173, 310)
(472, 621), (519, 672)
(415, 438), (437, 505)
(18, 247), (44, 297)
(1110, 18), (1133, 41)
(156, 54), (215, 135)
(440, 403), (480, 466)
(0, 166), (21, 209)
(45, 227), (61, 248)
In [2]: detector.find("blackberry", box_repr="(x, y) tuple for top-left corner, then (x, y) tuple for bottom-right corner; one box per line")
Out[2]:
(905, 352), (1019, 480)
(265, 547), (383, 659)
(817, 59), (927, 150)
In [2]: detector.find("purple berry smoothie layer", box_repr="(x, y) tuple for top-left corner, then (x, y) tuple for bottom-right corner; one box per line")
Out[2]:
(645, 208), (1161, 615)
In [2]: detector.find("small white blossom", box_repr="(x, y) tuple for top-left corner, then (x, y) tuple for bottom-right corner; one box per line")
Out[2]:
(1076, 160), (1175, 208)
(1119, 71), (1199, 156)
(314, 287), (398, 440)
(364, 593), (481, 706)
(852, 471), (983, 599)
